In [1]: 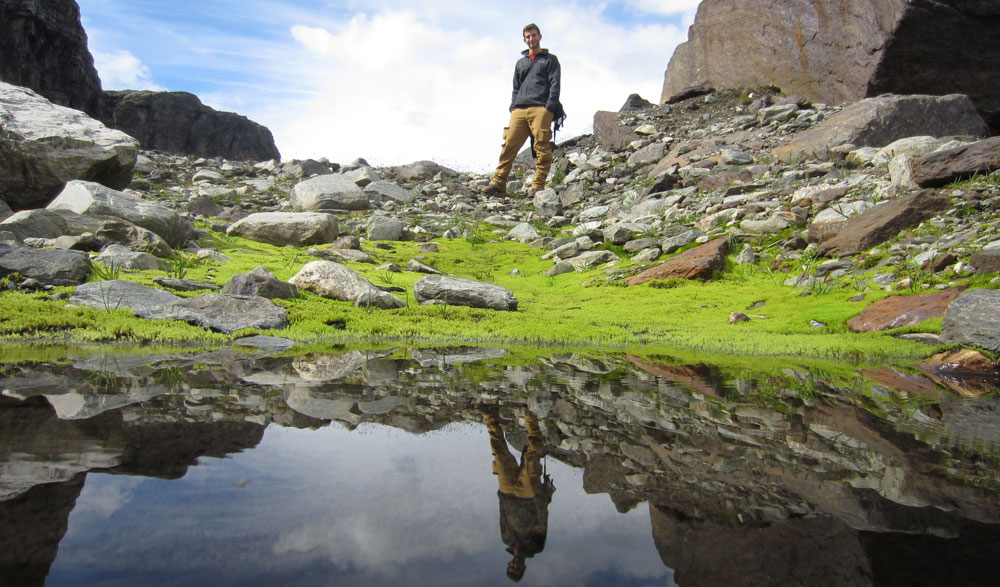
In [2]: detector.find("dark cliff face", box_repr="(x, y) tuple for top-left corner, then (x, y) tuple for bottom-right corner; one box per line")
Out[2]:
(98, 90), (282, 162)
(661, 0), (1000, 135)
(1, 1), (281, 162)
(0, 0), (103, 116)
(868, 0), (1000, 135)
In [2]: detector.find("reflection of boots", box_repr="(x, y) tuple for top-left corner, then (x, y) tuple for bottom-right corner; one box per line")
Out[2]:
(481, 405), (501, 425)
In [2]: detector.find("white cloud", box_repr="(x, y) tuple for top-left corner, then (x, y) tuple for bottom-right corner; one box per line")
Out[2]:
(259, 5), (689, 171)
(79, 1), (693, 171)
(93, 49), (165, 91)
(626, 0), (702, 17)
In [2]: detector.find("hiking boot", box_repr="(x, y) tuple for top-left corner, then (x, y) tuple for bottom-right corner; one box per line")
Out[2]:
(482, 183), (505, 196)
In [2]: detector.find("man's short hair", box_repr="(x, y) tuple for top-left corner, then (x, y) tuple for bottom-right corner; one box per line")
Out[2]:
(522, 23), (540, 35)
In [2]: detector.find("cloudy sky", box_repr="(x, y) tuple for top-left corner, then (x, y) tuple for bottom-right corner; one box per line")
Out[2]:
(77, 1), (698, 171)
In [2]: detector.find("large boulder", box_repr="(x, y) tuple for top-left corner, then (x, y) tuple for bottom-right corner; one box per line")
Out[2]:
(413, 276), (518, 311)
(910, 137), (1000, 188)
(816, 190), (950, 257)
(69, 280), (289, 333)
(149, 293), (289, 333)
(226, 212), (339, 247)
(942, 289), (1000, 353)
(96, 90), (280, 162)
(774, 94), (988, 161)
(0, 0), (103, 116)
(221, 267), (298, 300)
(0, 82), (139, 210)
(593, 111), (640, 151)
(289, 174), (370, 212)
(47, 180), (193, 246)
(0, 208), (69, 241)
(661, 0), (1000, 133)
(847, 288), (965, 333)
(626, 237), (728, 286)
(289, 260), (404, 309)
(0, 241), (90, 285)
(389, 160), (458, 181)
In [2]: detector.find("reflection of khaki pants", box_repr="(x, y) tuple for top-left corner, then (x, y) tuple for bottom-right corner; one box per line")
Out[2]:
(486, 412), (545, 499)
(490, 106), (554, 191)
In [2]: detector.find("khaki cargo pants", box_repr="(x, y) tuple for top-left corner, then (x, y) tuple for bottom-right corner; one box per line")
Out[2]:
(490, 106), (554, 192)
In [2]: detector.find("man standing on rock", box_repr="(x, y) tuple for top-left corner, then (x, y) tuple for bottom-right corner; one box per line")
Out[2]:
(484, 23), (565, 197)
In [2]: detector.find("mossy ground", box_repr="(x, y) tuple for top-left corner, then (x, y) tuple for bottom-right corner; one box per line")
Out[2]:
(0, 224), (960, 364)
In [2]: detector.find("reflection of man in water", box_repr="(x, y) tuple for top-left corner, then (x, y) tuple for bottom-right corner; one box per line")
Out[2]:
(483, 407), (555, 582)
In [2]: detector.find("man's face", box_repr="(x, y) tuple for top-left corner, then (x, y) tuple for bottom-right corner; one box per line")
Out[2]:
(523, 29), (541, 53)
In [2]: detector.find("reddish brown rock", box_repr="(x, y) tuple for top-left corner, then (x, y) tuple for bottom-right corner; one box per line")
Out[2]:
(626, 237), (728, 286)
(911, 137), (1000, 188)
(860, 367), (941, 399)
(847, 288), (964, 333)
(816, 190), (950, 257)
(593, 111), (639, 151)
(697, 170), (753, 192)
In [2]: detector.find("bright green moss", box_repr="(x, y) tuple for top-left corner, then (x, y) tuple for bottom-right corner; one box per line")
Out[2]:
(0, 228), (953, 362)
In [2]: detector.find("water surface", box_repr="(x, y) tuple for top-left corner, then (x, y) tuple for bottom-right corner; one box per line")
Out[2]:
(2, 345), (999, 586)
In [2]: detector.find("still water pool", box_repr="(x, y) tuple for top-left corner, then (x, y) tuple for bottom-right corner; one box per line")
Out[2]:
(2, 345), (1000, 586)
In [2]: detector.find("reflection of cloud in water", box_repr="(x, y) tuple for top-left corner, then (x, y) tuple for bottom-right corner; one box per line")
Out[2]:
(266, 425), (668, 584)
(270, 426), (495, 575)
(72, 475), (144, 519)
(51, 422), (671, 585)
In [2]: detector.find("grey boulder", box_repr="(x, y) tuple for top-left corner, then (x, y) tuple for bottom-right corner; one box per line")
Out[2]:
(0, 242), (91, 285)
(0, 82), (138, 210)
(289, 260), (403, 308)
(227, 212), (339, 246)
(69, 280), (288, 333)
(221, 266), (298, 299)
(942, 289), (1000, 353)
(47, 180), (192, 246)
(414, 276), (518, 311)
(290, 174), (370, 211)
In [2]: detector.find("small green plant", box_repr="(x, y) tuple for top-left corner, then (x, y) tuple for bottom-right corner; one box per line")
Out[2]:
(89, 260), (121, 282)
(471, 269), (495, 282)
(551, 166), (567, 184)
(374, 270), (396, 286)
(465, 223), (488, 251)
(161, 251), (200, 279)
(97, 282), (125, 313)
(436, 297), (451, 319)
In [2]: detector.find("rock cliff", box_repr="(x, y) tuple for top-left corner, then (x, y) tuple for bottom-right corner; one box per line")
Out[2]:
(661, 0), (1000, 134)
(98, 90), (281, 162)
(0, 0), (103, 116)
(0, 1), (281, 162)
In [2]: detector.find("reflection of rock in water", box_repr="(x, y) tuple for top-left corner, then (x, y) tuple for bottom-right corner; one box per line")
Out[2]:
(650, 505), (875, 587)
(0, 397), (125, 500)
(3, 346), (1000, 583)
(0, 475), (86, 587)
(0, 392), (267, 585)
(651, 502), (1000, 587)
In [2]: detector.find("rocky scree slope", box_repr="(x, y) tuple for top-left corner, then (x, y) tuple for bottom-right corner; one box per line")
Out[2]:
(2, 87), (1000, 355)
